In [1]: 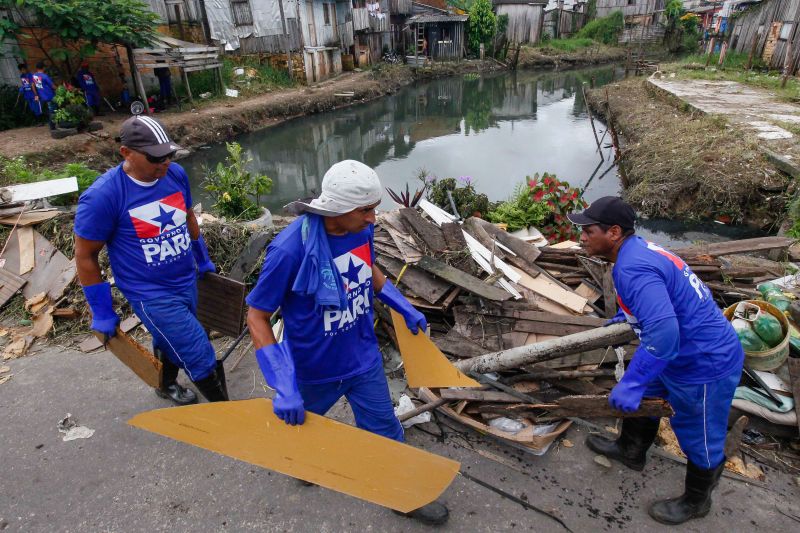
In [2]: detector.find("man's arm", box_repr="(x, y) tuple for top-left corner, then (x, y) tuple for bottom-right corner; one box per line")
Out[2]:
(247, 307), (277, 350)
(75, 235), (106, 285)
(372, 263), (386, 293)
(186, 209), (201, 240)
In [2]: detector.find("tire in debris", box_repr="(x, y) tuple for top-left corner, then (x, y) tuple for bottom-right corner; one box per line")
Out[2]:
(50, 127), (78, 139)
(87, 121), (104, 132)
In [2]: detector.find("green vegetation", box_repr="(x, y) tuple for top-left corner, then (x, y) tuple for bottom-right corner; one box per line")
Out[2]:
(202, 142), (273, 221)
(535, 37), (596, 52)
(0, 85), (39, 131)
(424, 175), (491, 218)
(576, 10), (624, 45)
(487, 183), (550, 232)
(177, 56), (294, 102)
(0, 157), (99, 204)
(52, 85), (91, 128)
(466, 0), (496, 56)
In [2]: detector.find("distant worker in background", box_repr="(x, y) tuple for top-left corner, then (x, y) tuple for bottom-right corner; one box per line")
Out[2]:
(154, 64), (172, 111)
(18, 63), (42, 120)
(75, 61), (103, 116)
(32, 62), (56, 130)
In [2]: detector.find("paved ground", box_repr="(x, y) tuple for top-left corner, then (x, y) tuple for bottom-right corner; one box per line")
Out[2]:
(648, 78), (800, 142)
(1, 344), (798, 532)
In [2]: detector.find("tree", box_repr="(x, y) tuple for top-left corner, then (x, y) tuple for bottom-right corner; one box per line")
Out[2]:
(467, 0), (496, 56)
(0, 0), (159, 77)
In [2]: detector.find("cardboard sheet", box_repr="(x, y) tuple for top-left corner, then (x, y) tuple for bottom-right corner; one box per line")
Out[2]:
(391, 310), (480, 388)
(129, 399), (460, 513)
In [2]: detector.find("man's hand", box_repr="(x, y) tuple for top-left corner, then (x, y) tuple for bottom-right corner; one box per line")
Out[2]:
(82, 282), (120, 341)
(608, 349), (668, 413)
(377, 280), (428, 334)
(255, 343), (305, 426)
(191, 234), (216, 277)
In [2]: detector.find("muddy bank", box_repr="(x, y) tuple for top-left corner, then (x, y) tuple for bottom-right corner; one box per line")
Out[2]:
(517, 44), (627, 70)
(586, 77), (788, 227)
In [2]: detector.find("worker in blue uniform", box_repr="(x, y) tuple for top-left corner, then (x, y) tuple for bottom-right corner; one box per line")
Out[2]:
(32, 62), (56, 130)
(568, 196), (744, 526)
(75, 61), (102, 115)
(246, 160), (449, 526)
(18, 63), (42, 119)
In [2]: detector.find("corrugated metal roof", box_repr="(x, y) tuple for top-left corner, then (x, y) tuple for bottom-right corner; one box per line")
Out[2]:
(407, 14), (469, 23)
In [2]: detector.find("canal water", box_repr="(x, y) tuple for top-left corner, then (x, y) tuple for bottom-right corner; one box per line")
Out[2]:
(180, 65), (764, 247)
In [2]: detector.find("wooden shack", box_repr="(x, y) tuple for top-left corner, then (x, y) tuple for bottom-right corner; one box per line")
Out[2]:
(406, 13), (467, 61)
(494, 0), (548, 44)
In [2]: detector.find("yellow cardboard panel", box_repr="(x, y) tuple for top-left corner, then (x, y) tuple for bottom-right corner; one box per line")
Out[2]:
(128, 399), (460, 513)
(391, 309), (481, 388)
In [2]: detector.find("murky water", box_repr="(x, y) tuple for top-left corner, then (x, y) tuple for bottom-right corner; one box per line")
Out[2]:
(180, 65), (763, 247)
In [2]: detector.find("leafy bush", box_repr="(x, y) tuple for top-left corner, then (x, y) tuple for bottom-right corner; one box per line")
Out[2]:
(577, 10), (624, 45)
(529, 173), (587, 243)
(202, 142), (272, 220)
(0, 85), (39, 131)
(178, 56), (294, 100)
(467, 0), (497, 55)
(52, 85), (91, 127)
(424, 175), (491, 218)
(487, 183), (550, 232)
(0, 156), (99, 204)
(538, 37), (596, 52)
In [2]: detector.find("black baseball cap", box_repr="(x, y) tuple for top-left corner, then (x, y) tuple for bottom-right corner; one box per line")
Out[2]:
(567, 196), (636, 230)
(118, 116), (181, 158)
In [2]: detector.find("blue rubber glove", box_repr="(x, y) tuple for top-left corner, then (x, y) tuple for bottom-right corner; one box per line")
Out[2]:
(604, 308), (626, 327)
(377, 280), (428, 335)
(82, 282), (120, 339)
(255, 343), (305, 426)
(609, 349), (668, 413)
(191, 234), (216, 277)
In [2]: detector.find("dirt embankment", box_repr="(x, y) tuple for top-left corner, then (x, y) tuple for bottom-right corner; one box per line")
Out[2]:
(586, 78), (789, 227)
(517, 44), (627, 70)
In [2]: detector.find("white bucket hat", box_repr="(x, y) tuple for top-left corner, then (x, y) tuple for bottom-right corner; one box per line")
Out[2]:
(285, 160), (383, 216)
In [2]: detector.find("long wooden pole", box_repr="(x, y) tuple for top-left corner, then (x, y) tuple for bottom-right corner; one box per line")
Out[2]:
(581, 84), (603, 159)
(454, 323), (637, 374)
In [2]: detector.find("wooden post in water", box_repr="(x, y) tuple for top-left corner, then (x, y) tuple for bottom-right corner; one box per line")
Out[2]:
(582, 84), (603, 159)
(781, 41), (793, 88)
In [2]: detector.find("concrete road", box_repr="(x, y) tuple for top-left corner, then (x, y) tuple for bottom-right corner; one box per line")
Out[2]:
(1, 345), (797, 532)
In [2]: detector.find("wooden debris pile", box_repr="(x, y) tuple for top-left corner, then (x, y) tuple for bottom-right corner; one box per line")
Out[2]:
(373, 200), (799, 455)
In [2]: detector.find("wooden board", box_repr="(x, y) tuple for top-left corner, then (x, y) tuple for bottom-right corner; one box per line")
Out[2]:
(0, 268), (26, 308)
(16, 226), (34, 274)
(400, 208), (447, 253)
(440, 389), (522, 403)
(0, 177), (78, 203)
(486, 396), (674, 418)
(79, 316), (141, 352)
(432, 329), (487, 358)
(227, 230), (272, 282)
(383, 225), (423, 264)
(415, 256), (510, 301)
(675, 236), (795, 259)
(128, 399), (460, 513)
(787, 357), (800, 437)
(1, 228), (76, 300)
(376, 255), (450, 305)
(441, 222), (468, 251)
(96, 327), (162, 388)
(391, 309), (480, 388)
(0, 209), (59, 226)
(575, 281), (602, 304)
(197, 273), (246, 337)
(510, 266), (587, 314)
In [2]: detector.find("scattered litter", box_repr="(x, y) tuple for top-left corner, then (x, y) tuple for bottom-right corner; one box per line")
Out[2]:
(394, 394), (432, 427)
(57, 413), (95, 441)
(225, 88), (239, 98)
(594, 455), (612, 468)
(561, 439), (574, 448)
(0, 365), (12, 385)
(488, 417), (525, 434)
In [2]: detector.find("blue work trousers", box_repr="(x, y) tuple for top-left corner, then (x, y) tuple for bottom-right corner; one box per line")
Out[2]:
(298, 361), (404, 442)
(25, 96), (42, 116)
(130, 285), (217, 382)
(646, 370), (741, 469)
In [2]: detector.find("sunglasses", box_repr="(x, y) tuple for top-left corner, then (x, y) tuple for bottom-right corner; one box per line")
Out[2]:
(133, 149), (175, 164)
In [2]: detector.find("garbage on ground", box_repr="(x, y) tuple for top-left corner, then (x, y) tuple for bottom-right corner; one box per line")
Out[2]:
(57, 413), (95, 441)
(394, 394), (431, 428)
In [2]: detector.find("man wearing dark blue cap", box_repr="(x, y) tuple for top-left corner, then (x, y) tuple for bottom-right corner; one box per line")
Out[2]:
(568, 196), (743, 526)
(74, 115), (228, 404)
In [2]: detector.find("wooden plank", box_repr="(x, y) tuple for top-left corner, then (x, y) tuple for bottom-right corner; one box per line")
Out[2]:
(458, 304), (606, 327)
(95, 327), (162, 388)
(0, 209), (59, 226)
(439, 389), (521, 403)
(16, 227), (34, 275)
(2, 228), (75, 300)
(601, 262), (617, 318)
(675, 236), (795, 259)
(197, 273), (246, 337)
(479, 396), (673, 418)
(470, 217), (541, 264)
(79, 316), (141, 352)
(432, 328), (487, 358)
(0, 268), (26, 307)
(510, 266), (587, 314)
(400, 208), (447, 253)
(575, 281), (602, 304)
(415, 256), (511, 301)
(0, 177), (78, 204)
(227, 230), (272, 282)
(441, 222), (468, 251)
(787, 356), (800, 437)
(462, 218), (506, 259)
(513, 320), (600, 336)
(376, 255), (450, 305)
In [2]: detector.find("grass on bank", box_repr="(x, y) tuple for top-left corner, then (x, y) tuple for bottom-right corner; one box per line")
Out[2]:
(664, 51), (800, 102)
(534, 37), (596, 52)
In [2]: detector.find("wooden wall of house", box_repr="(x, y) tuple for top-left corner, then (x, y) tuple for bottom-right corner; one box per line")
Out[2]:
(543, 8), (587, 39)
(238, 18), (304, 53)
(497, 4), (544, 44)
(730, 0), (800, 72)
(595, 0), (666, 18)
(427, 22), (464, 59)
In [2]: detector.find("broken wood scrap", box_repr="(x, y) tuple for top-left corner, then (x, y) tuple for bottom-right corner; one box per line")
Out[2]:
(477, 396), (673, 418)
(454, 323), (637, 374)
(400, 208), (447, 253)
(439, 389), (521, 403)
(432, 328), (487, 358)
(0, 176), (78, 204)
(0, 208), (59, 227)
(79, 315), (141, 352)
(415, 256), (511, 301)
(470, 217), (541, 264)
(1, 228), (77, 301)
(0, 268), (26, 308)
(510, 266), (587, 314)
(462, 217), (507, 260)
(441, 222), (468, 252)
(376, 255), (450, 305)
(674, 236), (795, 260)
(507, 368), (615, 381)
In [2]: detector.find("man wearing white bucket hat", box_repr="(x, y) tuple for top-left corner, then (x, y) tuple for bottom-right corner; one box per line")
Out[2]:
(246, 160), (449, 525)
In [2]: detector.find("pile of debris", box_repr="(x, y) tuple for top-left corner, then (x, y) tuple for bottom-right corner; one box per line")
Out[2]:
(374, 199), (800, 473)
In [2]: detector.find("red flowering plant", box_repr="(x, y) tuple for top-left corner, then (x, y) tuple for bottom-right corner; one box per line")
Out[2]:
(529, 172), (587, 243)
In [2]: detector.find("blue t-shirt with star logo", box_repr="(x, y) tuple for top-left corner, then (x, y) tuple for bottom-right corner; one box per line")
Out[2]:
(74, 163), (196, 302)
(246, 217), (380, 385)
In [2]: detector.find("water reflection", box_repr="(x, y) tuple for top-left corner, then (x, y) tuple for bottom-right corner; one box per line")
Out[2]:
(181, 65), (624, 213)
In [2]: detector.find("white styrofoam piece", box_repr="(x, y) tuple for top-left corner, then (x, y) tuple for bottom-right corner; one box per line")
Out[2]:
(1, 177), (78, 203)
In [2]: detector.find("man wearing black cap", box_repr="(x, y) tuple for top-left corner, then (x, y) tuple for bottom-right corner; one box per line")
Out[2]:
(568, 196), (743, 526)
(74, 115), (228, 404)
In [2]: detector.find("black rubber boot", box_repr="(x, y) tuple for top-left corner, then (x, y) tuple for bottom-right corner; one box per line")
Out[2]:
(393, 500), (449, 526)
(585, 417), (660, 471)
(154, 348), (197, 405)
(648, 459), (724, 525)
(193, 366), (229, 402)
(215, 360), (229, 399)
